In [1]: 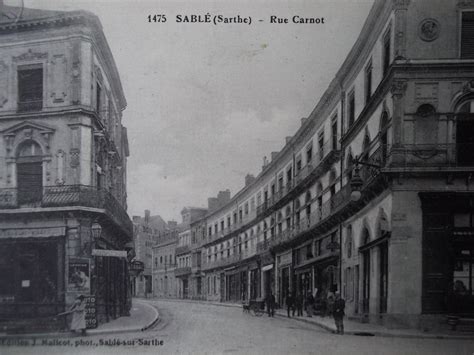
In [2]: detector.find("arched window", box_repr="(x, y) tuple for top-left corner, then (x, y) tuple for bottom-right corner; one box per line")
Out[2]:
(455, 98), (474, 165)
(362, 227), (371, 245)
(16, 140), (43, 205)
(305, 191), (312, 205)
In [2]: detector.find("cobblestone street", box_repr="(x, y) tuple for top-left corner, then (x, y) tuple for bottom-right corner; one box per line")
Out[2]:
(3, 300), (474, 355)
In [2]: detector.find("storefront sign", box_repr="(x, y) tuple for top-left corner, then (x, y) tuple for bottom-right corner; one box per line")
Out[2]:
(278, 252), (292, 266)
(68, 259), (90, 292)
(84, 295), (97, 329)
(0, 227), (65, 239)
(92, 249), (127, 258)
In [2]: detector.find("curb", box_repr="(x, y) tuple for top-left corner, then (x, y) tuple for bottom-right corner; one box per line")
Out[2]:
(0, 301), (160, 339)
(150, 298), (474, 340)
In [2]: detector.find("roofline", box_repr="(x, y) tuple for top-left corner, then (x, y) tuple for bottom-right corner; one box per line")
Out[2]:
(0, 8), (127, 111)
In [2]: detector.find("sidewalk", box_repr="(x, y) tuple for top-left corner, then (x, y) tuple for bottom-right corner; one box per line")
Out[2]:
(0, 299), (159, 339)
(155, 298), (474, 340)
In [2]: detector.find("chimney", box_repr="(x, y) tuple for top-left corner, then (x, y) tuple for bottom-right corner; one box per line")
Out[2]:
(245, 174), (255, 187)
(217, 189), (231, 205)
(208, 197), (218, 212)
(271, 151), (278, 161)
(285, 136), (292, 144)
(262, 156), (269, 171)
(144, 210), (150, 224)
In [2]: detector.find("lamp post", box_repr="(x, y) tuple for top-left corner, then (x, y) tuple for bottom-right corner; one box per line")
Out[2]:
(349, 156), (382, 202)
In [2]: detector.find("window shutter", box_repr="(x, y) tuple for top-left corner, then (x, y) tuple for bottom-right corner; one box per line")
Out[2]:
(461, 12), (474, 59)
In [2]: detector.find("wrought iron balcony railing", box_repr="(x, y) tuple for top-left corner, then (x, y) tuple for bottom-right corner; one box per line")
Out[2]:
(0, 185), (132, 237)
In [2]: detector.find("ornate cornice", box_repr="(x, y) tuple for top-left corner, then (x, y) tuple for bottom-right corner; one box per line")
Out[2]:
(390, 80), (408, 97)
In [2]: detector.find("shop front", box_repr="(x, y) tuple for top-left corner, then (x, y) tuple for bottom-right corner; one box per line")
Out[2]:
(0, 226), (66, 329)
(421, 192), (474, 315)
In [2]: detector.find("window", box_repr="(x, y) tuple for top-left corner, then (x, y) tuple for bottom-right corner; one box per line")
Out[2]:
(208, 226), (212, 237)
(239, 208), (243, 221)
(461, 11), (474, 59)
(318, 133), (324, 160)
(383, 28), (391, 76)
(332, 117), (338, 151)
(227, 216), (231, 227)
(286, 167), (292, 185)
(160, 256), (163, 264)
(278, 174), (284, 191)
(306, 142), (313, 164)
(221, 220), (225, 231)
(244, 202), (249, 215)
(96, 82), (102, 114)
(365, 60), (373, 104)
(18, 65), (43, 111)
(348, 90), (355, 128)
(296, 155), (302, 172)
(214, 223), (218, 234)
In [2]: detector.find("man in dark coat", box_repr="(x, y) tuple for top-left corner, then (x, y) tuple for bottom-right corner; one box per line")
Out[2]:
(333, 291), (346, 334)
(286, 292), (294, 318)
(295, 293), (304, 317)
(266, 292), (275, 317)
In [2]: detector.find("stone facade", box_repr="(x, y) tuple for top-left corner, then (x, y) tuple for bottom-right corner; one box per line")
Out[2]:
(0, 5), (131, 331)
(180, 0), (474, 331)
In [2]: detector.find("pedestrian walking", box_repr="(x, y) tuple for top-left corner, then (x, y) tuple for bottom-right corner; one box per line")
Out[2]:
(69, 295), (87, 335)
(266, 292), (275, 317)
(305, 292), (314, 317)
(295, 293), (304, 316)
(326, 289), (335, 317)
(286, 292), (294, 318)
(333, 291), (345, 334)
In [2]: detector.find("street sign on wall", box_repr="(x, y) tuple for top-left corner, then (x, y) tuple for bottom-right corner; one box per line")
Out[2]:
(92, 249), (127, 258)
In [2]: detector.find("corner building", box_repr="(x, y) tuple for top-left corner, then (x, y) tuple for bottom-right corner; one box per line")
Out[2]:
(0, 6), (131, 330)
(197, 0), (474, 329)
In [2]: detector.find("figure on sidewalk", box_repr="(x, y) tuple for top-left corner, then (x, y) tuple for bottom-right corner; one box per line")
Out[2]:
(266, 292), (276, 317)
(295, 293), (303, 317)
(326, 288), (335, 317)
(69, 295), (87, 335)
(286, 292), (294, 318)
(305, 292), (314, 317)
(333, 291), (345, 335)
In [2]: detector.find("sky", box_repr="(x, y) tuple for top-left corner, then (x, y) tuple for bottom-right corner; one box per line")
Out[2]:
(24, 0), (374, 222)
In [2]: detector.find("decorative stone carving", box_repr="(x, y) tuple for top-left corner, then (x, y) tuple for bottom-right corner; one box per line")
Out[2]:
(70, 148), (80, 168)
(1, 121), (55, 157)
(391, 81), (408, 97)
(12, 49), (47, 62)
(56, 150), (65, 185)
(463, 80), (474, 93)
(419, 19), (440, 42)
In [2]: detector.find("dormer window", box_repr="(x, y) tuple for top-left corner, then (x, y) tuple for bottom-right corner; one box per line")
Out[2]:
(18, 65), (43, 112)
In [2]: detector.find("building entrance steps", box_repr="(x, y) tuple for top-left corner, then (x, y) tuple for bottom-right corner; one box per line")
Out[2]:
(151, 298), (474, 340)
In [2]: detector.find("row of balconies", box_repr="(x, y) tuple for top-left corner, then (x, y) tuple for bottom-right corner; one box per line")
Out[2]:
(256, 141), (340, 217)
(0, 184), (133, 237)
(195, 141), (474, 272)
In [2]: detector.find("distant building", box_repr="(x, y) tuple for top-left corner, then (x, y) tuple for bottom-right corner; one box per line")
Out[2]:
(0, 4), (131, 330)
(175, 207), (208, 298)
(131, 210), (167, 297)
(152, 221), (180, 298)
